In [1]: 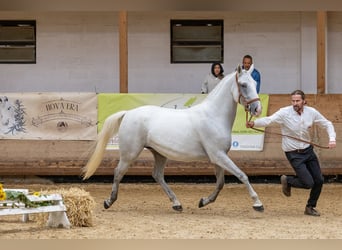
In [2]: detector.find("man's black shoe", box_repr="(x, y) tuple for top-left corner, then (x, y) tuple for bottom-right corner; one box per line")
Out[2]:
(304, 206), (320, 216)
(280, 175), (291, 197)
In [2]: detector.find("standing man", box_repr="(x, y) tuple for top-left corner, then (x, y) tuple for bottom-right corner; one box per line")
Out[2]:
(246, 90), (336, 216)
(242, 55), (261, 93)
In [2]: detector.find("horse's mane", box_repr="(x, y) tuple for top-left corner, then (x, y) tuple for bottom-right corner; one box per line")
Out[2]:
(205, 71), (237, 102)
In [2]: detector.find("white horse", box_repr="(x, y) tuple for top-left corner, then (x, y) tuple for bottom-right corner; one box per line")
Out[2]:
(83, 65), (264, 212)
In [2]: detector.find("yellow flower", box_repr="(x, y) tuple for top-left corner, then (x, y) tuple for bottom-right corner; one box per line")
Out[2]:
(33, 192), (41, 196)
(0, 190), (6, 201)
(0, 183), (3, 191)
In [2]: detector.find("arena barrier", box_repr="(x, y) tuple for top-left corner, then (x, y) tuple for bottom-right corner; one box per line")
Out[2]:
(0, 189), (71, 228)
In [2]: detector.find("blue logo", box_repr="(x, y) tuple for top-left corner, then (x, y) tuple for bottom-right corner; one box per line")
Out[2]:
(232, 141), (239, 147)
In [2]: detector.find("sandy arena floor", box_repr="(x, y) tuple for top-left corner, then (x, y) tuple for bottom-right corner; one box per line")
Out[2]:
(1, 181), (342, 239)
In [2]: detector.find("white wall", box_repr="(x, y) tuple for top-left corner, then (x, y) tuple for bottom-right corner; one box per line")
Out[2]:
(0, 12), (119, 93)
(127, 11), (315, 94)
(0, 11), (341, 94)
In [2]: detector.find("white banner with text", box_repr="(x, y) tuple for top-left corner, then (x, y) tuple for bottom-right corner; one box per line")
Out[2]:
(0, 92), (97, 140)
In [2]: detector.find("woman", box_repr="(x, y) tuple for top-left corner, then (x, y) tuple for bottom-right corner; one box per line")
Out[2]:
(201, 62), (224, 94)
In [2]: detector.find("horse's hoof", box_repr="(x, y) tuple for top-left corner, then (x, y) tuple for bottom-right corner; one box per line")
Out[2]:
(104, 200), (111, 209)
(172, 205), (183, 212)
(198, 198), (205, 208)
(253, 205), (264, 212)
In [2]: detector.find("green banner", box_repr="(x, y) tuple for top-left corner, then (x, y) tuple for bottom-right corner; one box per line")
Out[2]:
(98, 93), (206, 131)
(98, 93), (269, 134)
(232, 94), (269, 134)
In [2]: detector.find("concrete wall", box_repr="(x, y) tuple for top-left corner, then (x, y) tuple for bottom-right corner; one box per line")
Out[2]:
(1, 11), (342, 94)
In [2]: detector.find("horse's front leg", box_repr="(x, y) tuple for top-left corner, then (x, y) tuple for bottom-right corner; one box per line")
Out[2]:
(199, 165), (225, 208)
(212, 152), (264, 212)
(151, 150), (182, 212)
(104, 160), (130, 209)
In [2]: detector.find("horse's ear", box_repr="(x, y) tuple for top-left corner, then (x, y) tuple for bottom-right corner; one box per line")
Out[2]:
(237, 65), (242, 74)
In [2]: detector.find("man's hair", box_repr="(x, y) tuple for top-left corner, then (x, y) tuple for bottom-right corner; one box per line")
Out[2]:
(291, 89), (306, 100)
(243, 55), (253, 62)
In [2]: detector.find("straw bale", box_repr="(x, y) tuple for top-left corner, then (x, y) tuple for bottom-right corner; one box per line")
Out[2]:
(34, 187), (95, 227)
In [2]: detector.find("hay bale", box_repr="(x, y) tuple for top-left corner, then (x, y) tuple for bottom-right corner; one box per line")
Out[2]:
(34, 187), (96, 227)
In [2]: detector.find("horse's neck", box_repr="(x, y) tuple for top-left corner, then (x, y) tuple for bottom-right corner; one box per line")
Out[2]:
(203, 72), (238, 118)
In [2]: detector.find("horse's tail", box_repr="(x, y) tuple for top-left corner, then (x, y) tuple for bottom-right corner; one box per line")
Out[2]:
(82, 110), (127, 180)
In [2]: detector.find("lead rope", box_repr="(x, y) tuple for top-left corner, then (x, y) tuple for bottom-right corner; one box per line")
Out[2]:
(245, 111), (330, 149)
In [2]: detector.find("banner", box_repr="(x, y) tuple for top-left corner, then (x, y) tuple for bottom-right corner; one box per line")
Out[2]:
(231, 94), (269, 150)
(98, 93), (269, 151)
(0, 92), (97, 140)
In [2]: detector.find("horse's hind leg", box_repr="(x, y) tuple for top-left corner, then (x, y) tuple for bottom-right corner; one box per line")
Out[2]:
(104, 159), (130, 209)
(199, 165), (225, 208)
(150, 149), (182, 212)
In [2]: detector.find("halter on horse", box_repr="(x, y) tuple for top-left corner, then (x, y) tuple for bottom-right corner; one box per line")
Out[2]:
(83, 65), (264, 212)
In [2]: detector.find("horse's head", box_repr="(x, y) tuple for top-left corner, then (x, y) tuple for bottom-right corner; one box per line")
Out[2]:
(0, 96), (15, 127)
(235, 65), (262, 116)
(0, 96), (9, 107)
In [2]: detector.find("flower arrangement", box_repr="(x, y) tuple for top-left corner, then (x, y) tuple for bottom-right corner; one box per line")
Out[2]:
(0, 183), (5, 200)
(0, 183), (52, 208)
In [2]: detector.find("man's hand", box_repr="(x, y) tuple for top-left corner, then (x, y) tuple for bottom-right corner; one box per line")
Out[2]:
(246, 121), (254, 128)
(328, 141), (336, 149)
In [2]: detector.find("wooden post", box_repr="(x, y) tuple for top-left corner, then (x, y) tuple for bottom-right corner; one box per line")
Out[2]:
(317, 11), (326, 94)
(119, 11), (128, 93)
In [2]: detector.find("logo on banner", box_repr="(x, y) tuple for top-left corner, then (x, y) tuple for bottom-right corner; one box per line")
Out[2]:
(32, 98), (93, 133)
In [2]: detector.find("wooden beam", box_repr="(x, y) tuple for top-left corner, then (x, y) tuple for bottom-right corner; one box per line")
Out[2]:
(119, 11), (128, 93)
(317, 11), (326, 94)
